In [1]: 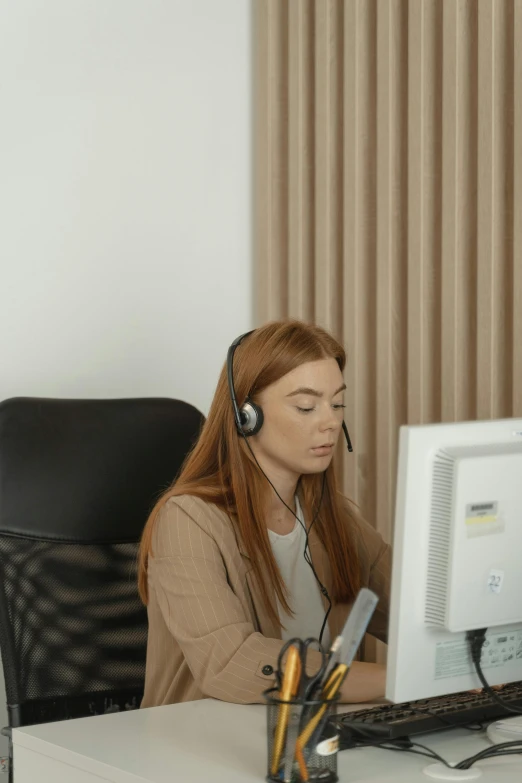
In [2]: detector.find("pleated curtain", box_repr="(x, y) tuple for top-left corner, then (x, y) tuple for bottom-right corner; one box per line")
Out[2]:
(254, 0), (522, 660)
(254, 1), (520, 518)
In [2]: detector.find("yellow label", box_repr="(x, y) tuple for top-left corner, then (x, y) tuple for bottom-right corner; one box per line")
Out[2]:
(466, 514), (497, 526)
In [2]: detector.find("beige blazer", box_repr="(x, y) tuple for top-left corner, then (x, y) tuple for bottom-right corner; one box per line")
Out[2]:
(141, 494), (390, 708)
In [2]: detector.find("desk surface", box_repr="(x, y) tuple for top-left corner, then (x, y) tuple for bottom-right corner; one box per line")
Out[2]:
(13, 699), (522, 783)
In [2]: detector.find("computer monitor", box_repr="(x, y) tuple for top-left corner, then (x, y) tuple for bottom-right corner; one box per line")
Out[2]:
(386, 418), (522, 704)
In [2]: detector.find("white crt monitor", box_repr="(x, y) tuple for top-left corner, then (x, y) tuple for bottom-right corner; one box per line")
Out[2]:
(386, 418), (522, 704)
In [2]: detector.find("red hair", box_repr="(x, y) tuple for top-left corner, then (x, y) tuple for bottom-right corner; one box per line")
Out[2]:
(138, 319), (361, 628)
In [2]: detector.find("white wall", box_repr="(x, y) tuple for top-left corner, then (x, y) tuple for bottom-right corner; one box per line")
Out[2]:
(0, 0), (252, 414)
(0, 0), (252, 755)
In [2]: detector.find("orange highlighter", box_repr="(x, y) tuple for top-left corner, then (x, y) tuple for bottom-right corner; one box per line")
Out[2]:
(270, 645), (302, 776)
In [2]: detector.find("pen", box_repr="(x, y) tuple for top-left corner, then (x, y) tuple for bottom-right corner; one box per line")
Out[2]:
(271, 645), (302, 776)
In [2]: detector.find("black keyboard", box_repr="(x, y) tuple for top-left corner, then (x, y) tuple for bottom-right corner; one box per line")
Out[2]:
(337, 681), (522, 747)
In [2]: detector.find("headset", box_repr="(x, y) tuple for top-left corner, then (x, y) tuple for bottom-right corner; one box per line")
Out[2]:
(227, 330), (353, 450)
(226, 329), (354, 643)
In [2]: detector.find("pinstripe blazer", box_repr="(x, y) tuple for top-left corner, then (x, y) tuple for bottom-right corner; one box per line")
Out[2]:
(141, 493), (390, 707)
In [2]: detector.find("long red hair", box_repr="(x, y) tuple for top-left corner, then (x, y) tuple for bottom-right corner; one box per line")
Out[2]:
(138, 319), (361, 628)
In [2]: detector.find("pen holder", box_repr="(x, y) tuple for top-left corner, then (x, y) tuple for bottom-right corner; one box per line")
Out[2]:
(264, 687), (339, 783)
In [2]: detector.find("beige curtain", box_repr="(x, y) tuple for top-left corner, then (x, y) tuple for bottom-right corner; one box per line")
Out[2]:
(254, 0), (522, 661)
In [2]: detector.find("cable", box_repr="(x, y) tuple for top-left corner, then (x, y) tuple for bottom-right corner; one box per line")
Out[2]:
(336, 725), (453, 767)
(336, 716), (522, 771)
(300, 474), (332, 643)
(240, 434), (331, 643)
(455, 740), (522, 769)
(457, 742), (522, 769)
(340, 726), (522, 771)
(375, 743), (450, 766)
(467, 629), (522, 716)
(392, 741), (452, 767)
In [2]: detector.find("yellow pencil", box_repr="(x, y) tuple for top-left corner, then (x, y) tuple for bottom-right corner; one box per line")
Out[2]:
(270, 646), (302, 776)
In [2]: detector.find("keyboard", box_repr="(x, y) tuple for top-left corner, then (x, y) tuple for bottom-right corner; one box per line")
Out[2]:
(337, 681), (522, 747)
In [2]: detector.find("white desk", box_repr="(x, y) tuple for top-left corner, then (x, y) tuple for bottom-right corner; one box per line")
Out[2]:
(12, 699), (522, 783)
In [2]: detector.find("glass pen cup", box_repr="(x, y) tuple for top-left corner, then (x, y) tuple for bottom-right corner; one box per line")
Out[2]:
(264, 687), (340, 783)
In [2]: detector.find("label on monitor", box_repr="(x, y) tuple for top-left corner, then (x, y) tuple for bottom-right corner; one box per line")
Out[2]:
(487, 569), (504, 594)
(465, 501), (504, 537)
(434, 629), (522, 679)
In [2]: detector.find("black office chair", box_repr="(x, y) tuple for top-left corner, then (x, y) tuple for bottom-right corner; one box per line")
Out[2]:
(0, 396), (204, 779)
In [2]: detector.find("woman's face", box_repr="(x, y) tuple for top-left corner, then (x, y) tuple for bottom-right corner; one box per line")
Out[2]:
(252, 358), (346, 478)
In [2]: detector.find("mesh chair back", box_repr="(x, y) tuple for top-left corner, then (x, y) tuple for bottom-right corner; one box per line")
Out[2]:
(0, 397), (203, 727)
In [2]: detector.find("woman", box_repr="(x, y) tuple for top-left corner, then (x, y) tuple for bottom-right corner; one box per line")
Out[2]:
(139, 320), (390, 707)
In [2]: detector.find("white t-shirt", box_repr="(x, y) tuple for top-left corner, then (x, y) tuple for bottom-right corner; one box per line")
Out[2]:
(268, 498), (331, 646)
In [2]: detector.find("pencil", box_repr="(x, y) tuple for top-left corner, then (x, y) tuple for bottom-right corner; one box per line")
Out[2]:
(270, 646), (302, 776)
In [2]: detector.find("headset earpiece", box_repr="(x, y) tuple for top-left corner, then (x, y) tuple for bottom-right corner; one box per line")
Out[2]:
(239, 398), (264, 436)
(227, 331), (265, 437)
